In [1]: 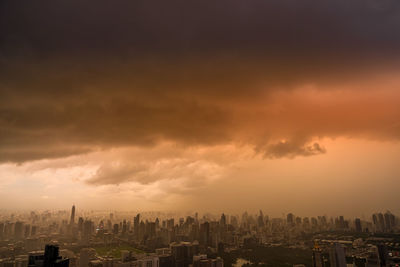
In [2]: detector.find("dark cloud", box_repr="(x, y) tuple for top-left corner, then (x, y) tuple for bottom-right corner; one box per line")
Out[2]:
(262, 141), (326, 159)
(2, 0), (400, 57)
(1, 0), (400, 163)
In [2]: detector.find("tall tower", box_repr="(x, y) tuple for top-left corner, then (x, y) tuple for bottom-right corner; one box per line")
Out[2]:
(312, 242), (323, 267)
(329, 243), (346, 267)
(70, 205), (75, 225)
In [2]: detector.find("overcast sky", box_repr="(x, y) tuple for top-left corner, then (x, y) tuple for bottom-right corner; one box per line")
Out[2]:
(1, 0), (400, 216)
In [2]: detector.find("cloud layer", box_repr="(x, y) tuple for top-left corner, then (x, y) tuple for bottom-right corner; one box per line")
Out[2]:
(1, 0), (400, 164)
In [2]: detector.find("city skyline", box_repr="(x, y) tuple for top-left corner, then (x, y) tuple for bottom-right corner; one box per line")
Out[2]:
(1, 204), (400, 267)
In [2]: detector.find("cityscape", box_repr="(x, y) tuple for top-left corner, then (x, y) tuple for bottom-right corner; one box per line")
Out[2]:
(2, 0), (400, 267)
(1, 205), (400, 267)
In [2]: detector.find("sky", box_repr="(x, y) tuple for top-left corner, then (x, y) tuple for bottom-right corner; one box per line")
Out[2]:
(1, 0), (400, 217)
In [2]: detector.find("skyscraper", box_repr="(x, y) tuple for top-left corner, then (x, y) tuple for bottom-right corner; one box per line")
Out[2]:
(287, 213), (295, 226)
(377, 244), (388, 267)
(29, 245), (69, 267)
(14, 221), (24, 240)
(70, 205), (75, 225)
(312, 242), (323, 267)
(329, 243), (346, 267)
(355, 218), (362, 232)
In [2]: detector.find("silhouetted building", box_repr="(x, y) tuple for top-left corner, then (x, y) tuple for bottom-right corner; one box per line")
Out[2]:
(377, 244), (388, 267)
(70, 205), (75, 225)
(287, 213), (295, 226)
(29, 245), (69, 267)
(355, 218), (362, 232)
(312, 243), (323, 267)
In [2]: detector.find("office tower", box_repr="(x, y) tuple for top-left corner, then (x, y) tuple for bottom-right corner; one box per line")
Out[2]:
(377, 213), (385, 232)
(339, 216), (345, 229)
(320, 216), (328, 226)
(311, 217), (318, 227)
(377, 244), (388, 267)
(70, 205), (75, 225)
(14, 221), (24, 240)
(78, 217), (84, 232)
(146, 222), (156, 238)
(170, 242), (197, 267)
(257, 210), (265, 228)
(329, 243), (346, 267)
(287, 213), (295, 226)
(134, 214), (140, 239)
(372, 214), (378, 231)
(220, 214), (226, 226)
(29, 245), (69, 267)
(24, 224), (31, 238)
(159, 254), (174, 267)
(82, 220), (93, 241)
(200, 222), (210, 246)
(355, 218), (362, 232)
(139, 221), (146, 241)
(113, 223), (119, 234)
(384, 211), (395, 232)
(167, 219), (175, 229)
(312, 242), (323, 267)
(44, 245), (60, 266)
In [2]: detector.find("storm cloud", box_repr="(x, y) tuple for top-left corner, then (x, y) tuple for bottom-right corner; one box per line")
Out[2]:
(1, 0), (400, 163)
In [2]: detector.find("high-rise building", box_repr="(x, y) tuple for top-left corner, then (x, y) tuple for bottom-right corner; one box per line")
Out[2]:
(355, 218), (362, 232)
(220, 214), (226, 227)
(200, 222), (210, 247)
(170, 242), (198, 267)
(14, 221), (24, 240)
(113, 223), (119, 235)
(287, 213), (295, 226)
(312, 242), (323, 267)
(377, 244), (388, 267)
(70, 205), (75, 225)
(329, 243), (346, 267)
(82, 220), (93, 241)
(257, 210), (265, 228)
(134, 214), (140, 239)
(377, 213), (385, 232)
(29, 245), (69, 267)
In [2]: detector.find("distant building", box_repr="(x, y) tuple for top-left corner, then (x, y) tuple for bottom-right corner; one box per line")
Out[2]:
(287, 213), (295, 226)
(14, 221), (24, 240)
(70, 205), (75, 225)
(355, 218), (362, 232)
